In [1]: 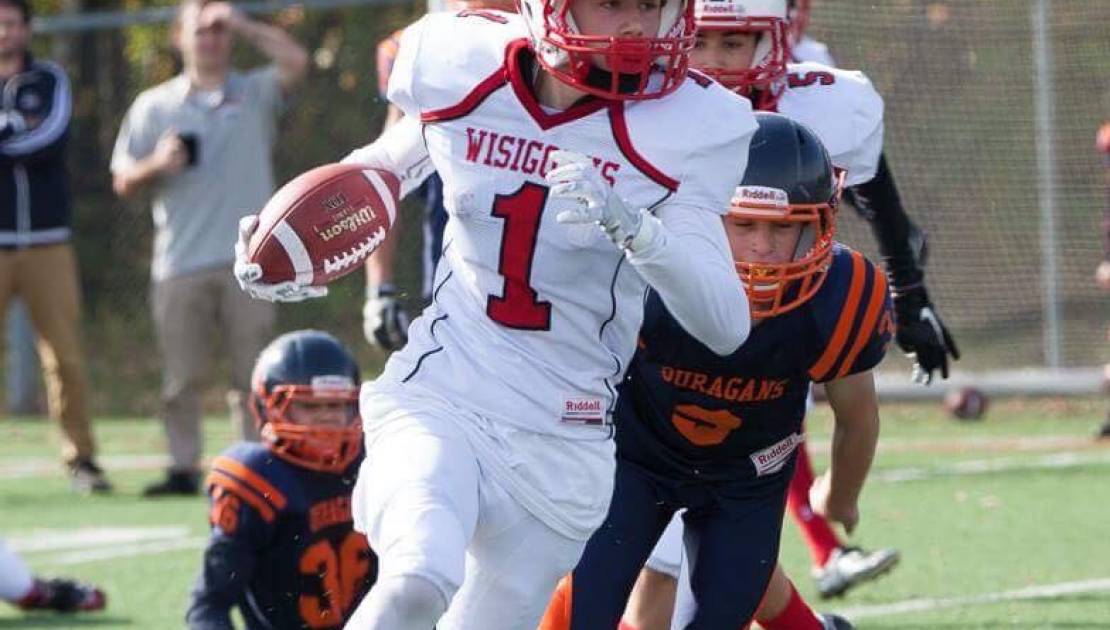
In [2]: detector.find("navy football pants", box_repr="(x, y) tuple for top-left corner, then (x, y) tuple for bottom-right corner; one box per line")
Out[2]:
(567, 458), (789, 629)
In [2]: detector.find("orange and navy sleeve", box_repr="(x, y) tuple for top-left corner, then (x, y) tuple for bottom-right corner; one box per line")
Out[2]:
(187, 446), (287, 629)
(376, 29), (404, 99)
(206, 450), (289, 537)
(808, 250), (894, 383)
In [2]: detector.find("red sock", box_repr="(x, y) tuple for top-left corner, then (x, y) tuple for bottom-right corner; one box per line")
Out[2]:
(787, 442), (842, 567)
(758, 580), (823, 630)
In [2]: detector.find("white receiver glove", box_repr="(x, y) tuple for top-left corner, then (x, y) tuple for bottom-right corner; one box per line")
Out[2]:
(546, 150), (656, 251)
(233, 215), (328, 302)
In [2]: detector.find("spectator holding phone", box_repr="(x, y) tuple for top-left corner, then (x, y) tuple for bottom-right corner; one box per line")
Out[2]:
(111, 0), (307, 496)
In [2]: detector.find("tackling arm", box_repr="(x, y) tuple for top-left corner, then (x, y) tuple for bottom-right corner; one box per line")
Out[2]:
(186, 536), (257, 630)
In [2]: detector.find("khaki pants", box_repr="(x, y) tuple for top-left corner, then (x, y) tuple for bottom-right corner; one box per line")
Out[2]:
(152, 266), (275, 472)
(0, 243), (94, 464)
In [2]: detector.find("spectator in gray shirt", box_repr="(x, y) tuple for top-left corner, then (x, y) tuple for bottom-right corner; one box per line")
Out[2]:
(111, 0), (307, 496)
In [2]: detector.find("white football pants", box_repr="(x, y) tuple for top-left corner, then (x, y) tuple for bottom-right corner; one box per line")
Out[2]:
(346, 388), (597, 630)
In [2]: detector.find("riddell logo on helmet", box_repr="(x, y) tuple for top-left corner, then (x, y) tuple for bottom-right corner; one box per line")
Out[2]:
(735, 186), (788, 207)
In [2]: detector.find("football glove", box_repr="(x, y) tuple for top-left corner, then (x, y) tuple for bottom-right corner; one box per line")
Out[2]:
(363, 283), (410, 351)
(233, 215), (328, 302)
(546, 150), (656, 251)
(892, 284), (959, 384)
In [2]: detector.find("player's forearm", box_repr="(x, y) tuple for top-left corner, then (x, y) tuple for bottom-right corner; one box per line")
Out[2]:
(845, 153), (925, 289)
(185, 538), (254, 630)
(235, 17), (308, 91)
(342, 115), (434, 200)
(628, 207), (750, 356)
(824, 372), (880, 508)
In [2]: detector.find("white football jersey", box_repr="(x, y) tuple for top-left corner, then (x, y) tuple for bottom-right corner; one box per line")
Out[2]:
(777, 61), (884, 186)
(791, 35), (837, 67)
(377, 11), (756, 440)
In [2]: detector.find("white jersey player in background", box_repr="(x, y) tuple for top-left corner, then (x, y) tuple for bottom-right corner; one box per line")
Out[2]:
(786, 0), (836, 66)
(235, 0), (756, 627)
(620, 1), (954, 628)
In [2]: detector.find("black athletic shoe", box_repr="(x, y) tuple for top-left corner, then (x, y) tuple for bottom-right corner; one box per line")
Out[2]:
(142, 470), (200, 497)
(1096, 416), (1110, 440)
(67, 459), (112, 495)
(17, 577), (106, 613)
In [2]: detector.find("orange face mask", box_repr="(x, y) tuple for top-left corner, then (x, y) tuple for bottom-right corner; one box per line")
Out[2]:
(251, 383), (362, 474)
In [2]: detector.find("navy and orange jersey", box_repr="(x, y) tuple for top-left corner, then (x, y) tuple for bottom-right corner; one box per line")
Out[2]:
(616, 243), (893, 484)
(186, 442), (376, 630)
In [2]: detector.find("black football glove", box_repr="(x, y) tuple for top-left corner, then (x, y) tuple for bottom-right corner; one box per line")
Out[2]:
(891, 284), (959, 384)
(363, 283), (410, 351)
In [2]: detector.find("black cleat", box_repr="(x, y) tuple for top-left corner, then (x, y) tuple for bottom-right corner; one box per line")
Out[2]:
(17, 578), (106, 613)
(67, 459), (112, 495)
(142, 469), (200, 497)
(813, 546), (900, 598)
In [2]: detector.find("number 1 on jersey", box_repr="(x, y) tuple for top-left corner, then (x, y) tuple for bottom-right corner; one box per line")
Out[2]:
(487, 183), (552, 330)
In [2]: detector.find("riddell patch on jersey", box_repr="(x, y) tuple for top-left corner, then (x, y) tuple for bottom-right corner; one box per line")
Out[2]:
(750, 433), (804, 476)
(561, 396), (605, 425)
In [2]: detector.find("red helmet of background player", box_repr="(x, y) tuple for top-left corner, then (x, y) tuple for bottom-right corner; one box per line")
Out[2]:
(694, 0), (790, 109)
(729, 113), (842, 318)
(786, 0), (811, 45)
(517, 0), (696, 100)
(249, 330), (362, 474)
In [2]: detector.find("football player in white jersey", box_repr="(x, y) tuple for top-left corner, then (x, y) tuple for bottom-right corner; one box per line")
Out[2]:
(234, 0), (756, 627)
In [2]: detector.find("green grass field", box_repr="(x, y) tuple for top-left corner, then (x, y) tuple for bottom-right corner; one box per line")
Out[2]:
(2, 397), (1109, 629)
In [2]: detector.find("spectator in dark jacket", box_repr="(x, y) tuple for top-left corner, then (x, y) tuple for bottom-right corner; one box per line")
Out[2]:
(0, 0), (109, 493)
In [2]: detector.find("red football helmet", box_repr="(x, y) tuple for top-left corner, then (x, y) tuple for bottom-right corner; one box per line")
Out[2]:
(249, 331), (362, 474)
(787, 0), (811, 45)
(517, 0), (696, 100)
(728, 113), (842, 318)
(693, 0), (789, 109)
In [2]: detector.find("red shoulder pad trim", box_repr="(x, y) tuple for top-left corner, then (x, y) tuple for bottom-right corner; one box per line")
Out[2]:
(607, 104), (679, 192)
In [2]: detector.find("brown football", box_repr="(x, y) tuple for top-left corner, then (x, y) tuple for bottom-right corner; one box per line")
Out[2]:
(247, 163), (399, 286)
(943, 386), (989, 421)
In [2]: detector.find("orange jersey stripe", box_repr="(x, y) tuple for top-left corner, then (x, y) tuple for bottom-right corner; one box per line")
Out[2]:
(537, 574), (573, 630)
(211, 456), (288, 510)
(809, 251), (867, 381)
(207, 470), (277, 523)
(836, 269), (889, 380)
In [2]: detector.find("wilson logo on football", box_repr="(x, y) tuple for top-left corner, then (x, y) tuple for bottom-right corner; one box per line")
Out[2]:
(315, 206), (377, 243)
(321, 192), (349, 212)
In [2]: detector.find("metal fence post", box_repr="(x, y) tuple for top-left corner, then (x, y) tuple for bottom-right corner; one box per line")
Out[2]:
(1032, 0), (1061, 368)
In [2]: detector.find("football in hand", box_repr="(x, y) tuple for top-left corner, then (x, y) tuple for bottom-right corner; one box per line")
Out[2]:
(247, 163), (399, 286)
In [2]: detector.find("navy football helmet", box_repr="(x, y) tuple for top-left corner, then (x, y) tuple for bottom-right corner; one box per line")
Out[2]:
(249, 330), (362, 473)
(728, 112), (842, 317)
